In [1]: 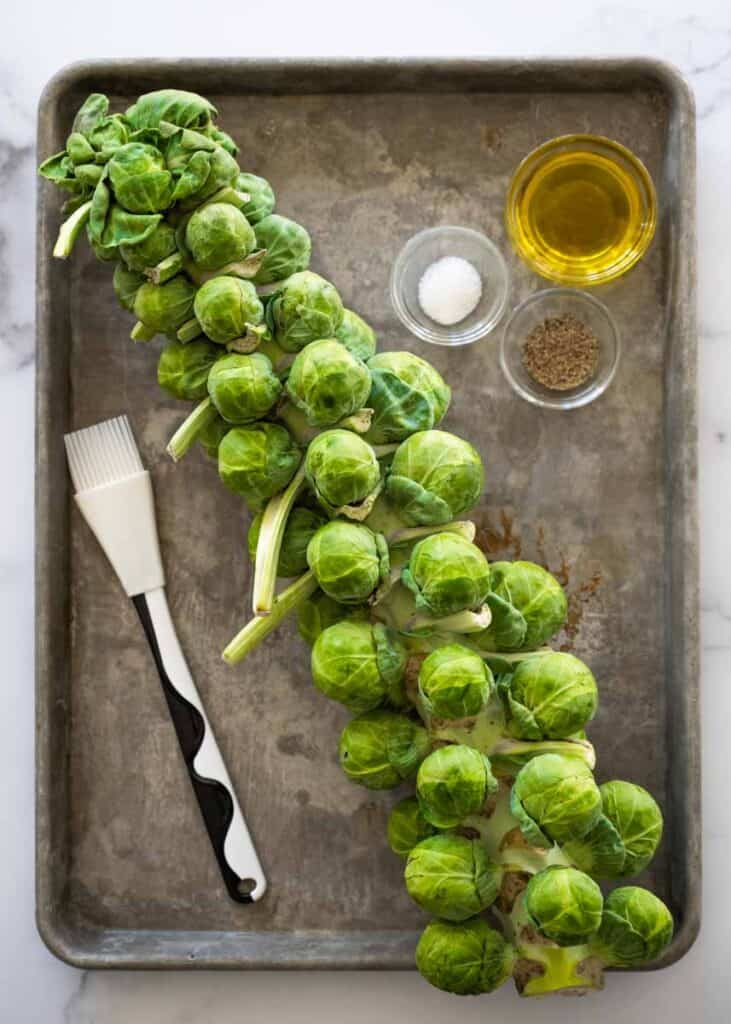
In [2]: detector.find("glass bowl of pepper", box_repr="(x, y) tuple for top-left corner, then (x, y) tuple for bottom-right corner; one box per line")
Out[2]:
(500, 288), (620, 410)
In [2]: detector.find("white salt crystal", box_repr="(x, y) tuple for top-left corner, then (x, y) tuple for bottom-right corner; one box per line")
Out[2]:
(417, 256), (483, 326)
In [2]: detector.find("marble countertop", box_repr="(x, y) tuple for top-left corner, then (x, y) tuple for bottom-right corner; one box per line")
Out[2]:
(2, 1), (726, 1020)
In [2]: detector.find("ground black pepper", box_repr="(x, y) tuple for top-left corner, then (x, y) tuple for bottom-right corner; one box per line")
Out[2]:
(521, 313), (599, 391)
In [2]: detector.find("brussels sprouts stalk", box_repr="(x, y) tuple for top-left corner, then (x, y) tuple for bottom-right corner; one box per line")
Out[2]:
(187, 251), (266, 286)
(407, 605), (492, 635)
(252, 463), (307, 615)
(147, 251), (184, 285)
(226, 324), (268, 353)
(277, 401), (374, 445)
(223, 571), (318, 665)
(177, 317), (203, 343)
(387, 520), (476, 548)
(52, 199), (92, 259)
(166, 396), (218, 461)
(131, 322), (157, 343)
(335, 479), (383, 522)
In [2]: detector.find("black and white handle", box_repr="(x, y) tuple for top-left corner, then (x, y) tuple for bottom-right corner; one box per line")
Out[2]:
(132, 586), (266, 903)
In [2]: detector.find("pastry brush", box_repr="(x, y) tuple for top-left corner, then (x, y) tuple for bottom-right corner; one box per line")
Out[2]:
(64, 415), (266, 904)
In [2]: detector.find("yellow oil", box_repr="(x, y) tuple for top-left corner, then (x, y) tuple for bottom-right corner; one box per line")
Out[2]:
(506, 136), (657, 286)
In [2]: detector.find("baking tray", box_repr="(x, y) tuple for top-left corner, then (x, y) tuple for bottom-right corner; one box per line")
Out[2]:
(36, 58), (699, 970)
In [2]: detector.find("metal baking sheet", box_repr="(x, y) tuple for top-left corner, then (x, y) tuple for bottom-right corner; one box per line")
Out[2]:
(36, 58), (698, 969)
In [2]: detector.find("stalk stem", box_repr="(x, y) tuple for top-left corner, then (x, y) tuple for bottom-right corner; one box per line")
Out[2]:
(252, 463), (307, 615)
(166, 397), (217, 461)
(223, 571), (318, 665)
(53, 199), (92, 259)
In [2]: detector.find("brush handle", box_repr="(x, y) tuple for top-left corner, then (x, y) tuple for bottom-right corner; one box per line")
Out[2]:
(132, 587), (267, 904)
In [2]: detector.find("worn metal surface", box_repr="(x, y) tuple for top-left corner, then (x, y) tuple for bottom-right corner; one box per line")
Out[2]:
(36, 59), (698, 970)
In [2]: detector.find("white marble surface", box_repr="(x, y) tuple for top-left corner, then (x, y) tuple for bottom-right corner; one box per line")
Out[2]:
(2, 1), (728, 1020)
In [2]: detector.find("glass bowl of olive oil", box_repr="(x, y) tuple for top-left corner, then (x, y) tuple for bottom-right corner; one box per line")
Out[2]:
(506, 134), (657, 286)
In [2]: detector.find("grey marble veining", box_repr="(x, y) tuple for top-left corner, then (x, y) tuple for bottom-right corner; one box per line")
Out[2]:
(1, 1), (727, 1020)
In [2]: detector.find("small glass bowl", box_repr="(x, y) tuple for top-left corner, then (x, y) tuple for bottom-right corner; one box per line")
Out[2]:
(390, 226), (510, 346)
(500, 288), (620, 410)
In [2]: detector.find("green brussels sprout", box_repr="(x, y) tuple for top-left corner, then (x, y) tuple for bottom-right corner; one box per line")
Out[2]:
(206, 126), (238, 157)
(416, 745), (498, 828)
(402, 532), (491, 618)
(112, 263), (145, 312)
(386, 796), (437, 858)
(386, 430), (484, 526)
(564, 781), (663, 879)
(120, 222), (178, 273)
(418, 644), (493, 720)
(125, 89), (217, 131)
(198, 416), (229, 459)
(265, 271), (344, 352)
(475, 592), (528, 652)
(479, 561), (568, 651)
(193, 277), (265, 345)
(592, 887), (674, 967)
(296, 592), (367, 647)
(248, 506), (326, 579)
(86, 114), (130, 158)
(304, 430), (380, 513)
(157, 339), (220, 401)
(133, 275), (197, 335)
(338, 709), (430, 789)
(311, 621), (407, 713)
(510, 754), (603, 849)
(334, 309), (377, 362)
(185, 143), (240, 205)
(286, 340), (371, 427)
(253, 214), (311, 285)
(416, 918), (515, 996)
(88, 184), (163, 259)
(237, 172), (276, 224)
(218, 423), (301, 507)
(207, 352), (281, 423)
(365, 352), (451, 444)
(502, 652), (598, 740)
(306, 521), (389, 605)
(524, 866), (603, 946)
(107, 143), (174, 213)
(405, 834), (501, 921)
(185, 203), (256, 271)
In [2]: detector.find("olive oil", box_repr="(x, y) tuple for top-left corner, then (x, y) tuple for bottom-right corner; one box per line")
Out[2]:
(506, 135), (657, 286)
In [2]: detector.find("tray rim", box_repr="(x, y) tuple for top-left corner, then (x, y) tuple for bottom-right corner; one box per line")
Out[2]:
(35, 55), (699, 971)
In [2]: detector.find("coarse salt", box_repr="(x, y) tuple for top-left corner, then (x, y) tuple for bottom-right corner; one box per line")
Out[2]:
(418, 256), (483, 326)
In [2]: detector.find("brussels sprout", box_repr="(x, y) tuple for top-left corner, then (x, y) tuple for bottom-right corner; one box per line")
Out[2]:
(286, 340), (371, 428)
(125, 89), (217, 131)
(266, 271), (344, 352)
(564, 781), (663, 879)
(248, 506), (326, 579)
(387, 796), (437, 858)
(402, 532), (491, 618)
(510, 754), (603, 849)
(416, 918), (515, 996)
(120, 222), (178, 274)
(198, 416), (229, 459)
(365, 352), (451, 444)
(386, 430), (484, 526)
(185, 203), (256, 271)
(405, 834), (501, 921)
(502, 652), (598, 741)
(157, 339), (220, 401)
(304, 430), (380, 515)
(206, 352), (281, 423)
(474, 593), (529, 652)
(418, 644), (493, 720)
(334, 309), (377, 362)
(311, 621), (407, 713)
(296, 592), (367, 647)
(237, 172), (276, 224)
(112, 263), (145, 312)
(107, 143), (174, 213)
(133, 275), (197, 335)
(253, 214), (311, 285)
(480, 561), (568, 651)
(338, 709), (430, 789)
(218, 422), (301, 507)
(88, 183), (163, 261)
(416, 745), (498, 828)
(193, 276), (265, 345)
(207, 126), (238, 157)
(524, 866), (603, 946)
(183, 143), (240, 205)
(592, 887), (673, 966)
(306, 521), (389, 605)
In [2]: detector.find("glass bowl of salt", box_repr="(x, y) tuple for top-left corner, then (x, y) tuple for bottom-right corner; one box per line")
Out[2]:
(390, 226), (510, 346)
